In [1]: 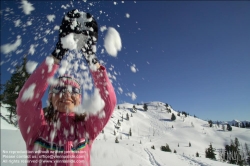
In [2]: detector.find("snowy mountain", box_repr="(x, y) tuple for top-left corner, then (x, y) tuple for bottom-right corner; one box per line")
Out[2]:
(1, 102), (250, 166)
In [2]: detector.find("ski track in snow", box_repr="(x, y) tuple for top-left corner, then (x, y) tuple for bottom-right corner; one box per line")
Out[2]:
(179, 154), (211, 166)
(144, 148), (161, 166)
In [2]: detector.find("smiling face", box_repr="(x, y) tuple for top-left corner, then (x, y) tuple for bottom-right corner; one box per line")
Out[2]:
(51, 88), (81, 113)
(49, 76), (81, 113)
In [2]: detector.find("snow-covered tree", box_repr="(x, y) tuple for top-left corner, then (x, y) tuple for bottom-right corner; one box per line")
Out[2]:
(1, 56), (30, 124)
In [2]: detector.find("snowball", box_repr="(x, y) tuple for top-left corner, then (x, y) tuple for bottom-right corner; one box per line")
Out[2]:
(1, 35), (22, 54)
(104, 27), (122, 57)
(26, 61), (38, 74)
(47, 14), (56, 22)
(75, 88), (105, 116)
(19, 0), (35, 15)
(21, 83), (36, 102)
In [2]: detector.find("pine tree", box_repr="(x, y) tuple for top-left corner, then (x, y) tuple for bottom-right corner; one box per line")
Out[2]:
(227, 124), (232, 131)
(143, 103), (148, 111)
(161, 143), (171, 152)
(208, 120), (213, 127)
(117, 120), (121, 126)
(129, 128), (132, 136)
(1, 56), (30, 124)
(196, 152), (199, 157)
(171, 113), (176, 121)
(133, 105), (137, 111)
(126, 113), (129, 120)
(115, 137), (119, 143)
(205, 143), (216, 160)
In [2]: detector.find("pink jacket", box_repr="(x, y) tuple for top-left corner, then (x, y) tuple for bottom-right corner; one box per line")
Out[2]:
(16, 58), (116, 166)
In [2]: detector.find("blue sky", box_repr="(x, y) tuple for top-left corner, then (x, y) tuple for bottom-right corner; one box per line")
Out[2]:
(1, 1), (250, 121)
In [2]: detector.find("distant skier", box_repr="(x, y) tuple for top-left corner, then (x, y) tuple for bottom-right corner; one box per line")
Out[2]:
(16, 9), (116, 166)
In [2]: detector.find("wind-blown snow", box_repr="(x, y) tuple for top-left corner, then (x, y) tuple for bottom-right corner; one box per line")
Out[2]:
(19, 0), (35, 15)
(25, 61), (38, 74)
(104, 27), (122, 57)
(1, 35), (22, 54)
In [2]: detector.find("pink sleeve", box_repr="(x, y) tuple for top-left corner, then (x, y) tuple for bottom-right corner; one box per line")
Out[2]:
(16, 58), (58, 146)
(84, 66), (117, 140)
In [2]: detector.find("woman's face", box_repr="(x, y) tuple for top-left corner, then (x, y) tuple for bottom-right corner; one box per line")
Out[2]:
(50, 87), (81, 113)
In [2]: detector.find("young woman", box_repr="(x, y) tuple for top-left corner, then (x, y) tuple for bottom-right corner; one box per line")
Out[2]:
(16, 10), (116, 166)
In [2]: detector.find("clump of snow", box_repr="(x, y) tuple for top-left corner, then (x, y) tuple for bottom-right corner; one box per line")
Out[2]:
(100, 25), (107, 32)
(104, 27), (122, 57)
(1, 35), (22, 54)
(26, 61), (38, 74)
(130, 64), (137, 73)
(21, 83), (36, 101)
(61, 33), (77, 50)
(14, 19), (21, 27)
(45, 56), (54, 72)
(126, 92), (137, 100)
(58, 59), (69, 76)
(75, 88), (105, 115)
(19, 0), (35, 15)
(54, 25), (60, 30)
(47, 14), (56, 22)
(27, 20), (32, 26)
(28, 44), (36, 55)
(118, 87), (123, 94)
(125, 13), (130, 18)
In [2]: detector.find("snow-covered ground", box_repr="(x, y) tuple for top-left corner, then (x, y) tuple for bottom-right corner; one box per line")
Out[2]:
(1, 103), (249, 166)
